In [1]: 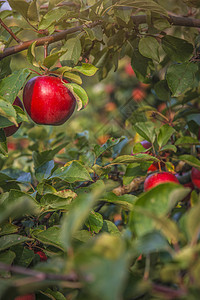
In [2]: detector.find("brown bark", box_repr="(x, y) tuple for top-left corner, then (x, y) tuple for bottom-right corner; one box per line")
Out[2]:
(0, 15), (200, 60)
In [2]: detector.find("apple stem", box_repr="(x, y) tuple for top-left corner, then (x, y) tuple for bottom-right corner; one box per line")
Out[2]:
(44, 42), (49, 59)
(158, 161), (162, 172)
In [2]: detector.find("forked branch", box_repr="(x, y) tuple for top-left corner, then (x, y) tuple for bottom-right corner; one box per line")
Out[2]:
(0, 14), (200, 60)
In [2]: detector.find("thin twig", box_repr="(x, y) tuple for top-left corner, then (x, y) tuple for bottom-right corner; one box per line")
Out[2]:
(0, 18), (22, 43)
(0, 21), (101, 60)
(0, 262), (80, 284)
(1, 14), (200, 60)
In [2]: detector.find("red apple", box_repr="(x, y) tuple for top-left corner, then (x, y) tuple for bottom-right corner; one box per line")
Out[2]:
(141, 140), (152, 150)
(132, 88), (146, 102)
(125, 63), (135, 76)
(191, 167), (200, 189)
(3, 96), (23, 137)
(14, 294), (35, 300)
(147, 162), (159, 172)
(144, 172), (179, 191)
(23, 76), (76, 125)
(35, 250), (47, 261)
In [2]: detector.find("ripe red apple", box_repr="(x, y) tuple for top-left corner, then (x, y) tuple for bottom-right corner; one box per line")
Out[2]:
(14, 294), (35, 300)
(147, 162), (159, 172)
(141, 140), (152, 150)
(125, 63), (135, 76)
(144, 172), (179, 191)
(191, 167), (200, 189)
(3, 96), (23, 137)
(23, 76), (76, 125)
(132, 88), (146, 102)
(35, 250), (47, 261)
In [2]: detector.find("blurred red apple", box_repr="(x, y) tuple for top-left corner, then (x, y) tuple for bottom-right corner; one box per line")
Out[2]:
(125, 63), (135, 76)
(35, 250), (47, 261)
(191, 167), (200, 189)
(132, 88), (146, 102)
(14, 294), (35, 300)
(144, 172), (179, 191)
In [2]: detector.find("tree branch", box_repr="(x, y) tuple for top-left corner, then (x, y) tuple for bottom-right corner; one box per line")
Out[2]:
(0, 262), (82, 288)
(0, 14), (200, 60)
(0, 18), (22, 43)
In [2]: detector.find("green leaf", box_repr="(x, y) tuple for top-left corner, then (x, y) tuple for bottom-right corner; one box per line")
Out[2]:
(27, 0), (38, 25)
(27, 41), (39, 67)
(131, 48), (151, 80)
(43, 51), (64, 69)
(160, 144), (177, 153)
(0, 250), (16, 265)
(139, 37), (160, 63)
(175, 136), (200, 146)
(35, 160), (55, 182)
(102, 192), (137, 210)
(178, 155), (200, 168)
(154, 80), (171, 101)
(60, 189), (102, 250)
(40, 289), (66, 300)
(40, 193), (71, 211)
(0, 250), (16, 277)
(157, 124), (175, 148)
(114, 7), (132, 23)
(0, 57), (11, 80)
(7, 0), (29, 19)
(17, 247), (34, 268)
(0, 10), (13, 20)
(0, 168), (31, 183)
(64, 83), (88, 111)
(123, 163), (148, 185)
(85, 211), (104, 233)
(61, 37), (82, 65)
(84, 25), (103, 41)
(0, 98), (17, 126)
(91, 25), (103, 41)
(152, 16), (171, 30)
(162, 35), (193, 63)
(141, 212), (180, 243)
(166, 62), (198, 97)
(0, 190), (39, 224)
(186, 202), (200, 242)
(33, 141), (69, 168)
(129, 183), (190, 237)
(77, 235), (128, 300)
(31, 227), (64, 251)
(38, 8), (67, 30)
(94, 137), (125, 158)
(48, 0), (65, 11)
(62, 72), (83, 85)
(133, 122), (156, 143)
(134, 231), (170, 255)
(50, 161), (92, 183)
(101, 220), (121, 236)
(0, 129), (7, 156)
(73, 63), (98, 76)
(110, 154), (159, 165)
(0, 234), (32, 251)
(114, 0), (168, 16)
(0, 223), (19, 236)
(0, 69), (30, 104)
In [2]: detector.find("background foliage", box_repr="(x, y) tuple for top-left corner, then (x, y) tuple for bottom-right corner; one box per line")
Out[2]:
(0, 0), (200, 299)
